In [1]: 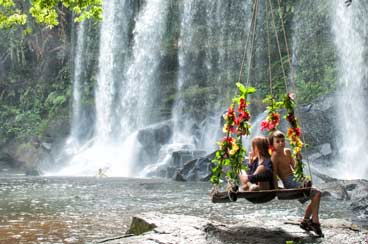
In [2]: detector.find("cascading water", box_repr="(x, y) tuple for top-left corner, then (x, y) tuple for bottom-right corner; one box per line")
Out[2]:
(52, 1), (266, 177)
(52, 0), (170, 176)
(120, 0), (169, 136)
(138, 1), (255, 176)
(332, 0), (368, 179)
(50, 0), (133, 176)
(70, 22), (86, 143)
(94, 0), (117, 141)
(172, 1), (252, 151)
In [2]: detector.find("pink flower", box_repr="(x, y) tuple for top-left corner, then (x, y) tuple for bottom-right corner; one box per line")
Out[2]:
(260, 120), (269, 131)
(268, 123), (275, 130)
(288, 92), (295, 100)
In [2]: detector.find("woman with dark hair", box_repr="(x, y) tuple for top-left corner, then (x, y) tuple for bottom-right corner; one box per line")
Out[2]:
(240, 136), (274, 191)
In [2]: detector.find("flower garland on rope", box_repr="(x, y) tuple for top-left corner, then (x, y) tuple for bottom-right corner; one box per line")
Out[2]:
(260, 95), (283, 133)
(284, 93), (305, 182)
(211, 83), (256, 186)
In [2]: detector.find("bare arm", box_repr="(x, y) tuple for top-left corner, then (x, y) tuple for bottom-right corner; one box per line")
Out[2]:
(253, 165), (266, 175)
(271, 155), (279, 189)
(285, 149), (296, 169)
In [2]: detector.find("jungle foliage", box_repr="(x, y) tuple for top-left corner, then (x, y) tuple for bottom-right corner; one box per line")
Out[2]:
(0, 0), (339, 142)
(0, 0), (102, 28)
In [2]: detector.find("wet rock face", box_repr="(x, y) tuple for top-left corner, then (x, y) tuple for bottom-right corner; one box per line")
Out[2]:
(351, 195), (368, 218)
(319, 179), (368, 202)
(174, 151), (215, 181)
(136, 120), (173, 167)
(298, 93), (337, 149)
(0, 139), (52, 174)
(126, 216), (157, 235)
(104, 212), (368, 244)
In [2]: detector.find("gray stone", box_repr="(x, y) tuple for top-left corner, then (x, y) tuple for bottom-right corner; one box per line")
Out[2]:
(308, 152), (323, 161)
(297, 93), (337, 149)
(103, 212), (368, 244)
(136, 120), (173, 168)
(173, 171), (186, 182)
(41, 142), (52, 151)
(319, 143), (332, 156)
(174, 152), (215, 182)
(126, 216), (157, 235)
(172, 150), (206, 167)
(351, 196), (368, 219)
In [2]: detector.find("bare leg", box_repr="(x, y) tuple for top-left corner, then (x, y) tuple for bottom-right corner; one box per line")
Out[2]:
(304, 203), (313, 219)
(239, 175), (249, 190)
(311, 191), (321, 224)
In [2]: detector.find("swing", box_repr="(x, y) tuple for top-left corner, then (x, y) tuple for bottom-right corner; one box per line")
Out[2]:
(211, 0), (313, 204)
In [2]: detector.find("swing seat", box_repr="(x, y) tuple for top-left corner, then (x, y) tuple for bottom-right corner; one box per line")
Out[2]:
(211, 187), (311, 204)
(276, 187), (311, 200)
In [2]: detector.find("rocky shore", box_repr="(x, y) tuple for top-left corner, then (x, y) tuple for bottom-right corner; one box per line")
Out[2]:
(96, 212), (367, 244)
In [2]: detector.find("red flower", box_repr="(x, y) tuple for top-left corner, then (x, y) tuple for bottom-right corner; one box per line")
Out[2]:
(233, 116), (238, 125)
(260, 120), (269, 131)
(227, 106), (235, 119)
(243, 111), (250, 121)
(238, 98), (247, 111)
(294, 127), (302, 137)
(272, 113), (280, 123)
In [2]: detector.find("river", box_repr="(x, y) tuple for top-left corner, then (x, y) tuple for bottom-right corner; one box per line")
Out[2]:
(0, 176), (360, 243)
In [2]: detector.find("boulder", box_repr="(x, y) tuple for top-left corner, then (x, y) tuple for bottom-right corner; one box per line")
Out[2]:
(318, 179), (368, 202)
(101, 212), (367, 244)
(0, 139), (54, 174)
(136, 120), (173, 166)
(171, 150), (206, 168)
(350, 196), (368, 219)
(126, 216), (157, 235)
(145, 148), (206, 179)
(174, 152), (215, 181)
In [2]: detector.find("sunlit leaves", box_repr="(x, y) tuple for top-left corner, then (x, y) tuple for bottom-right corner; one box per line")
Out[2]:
(211, 83), (256, 186)
(0, 0), (102, 29)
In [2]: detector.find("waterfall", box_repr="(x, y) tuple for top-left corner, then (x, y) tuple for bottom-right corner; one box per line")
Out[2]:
(70, 22), (85, 143)
(172, 1), (251, 151)
(51, 0), (170, 176)
(51, 0), (133, 176)
(332, 0), (368, 179)
(120, 0), (169, 136)
(51, 1), (269, 177)
(94, 0), (118, 141)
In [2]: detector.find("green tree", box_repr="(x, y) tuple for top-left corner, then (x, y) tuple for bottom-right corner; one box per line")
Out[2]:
(0, 0), (102, 28)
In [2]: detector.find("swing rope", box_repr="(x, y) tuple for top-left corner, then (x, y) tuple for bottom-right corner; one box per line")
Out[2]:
(238, 0), (257, 83)
(211, 0), (315, 204)
(246, 0), (260, 87)
(238, 0), (260, 87)
(266, 0), (273, 98)
(267, 0), (288, 91)
(271, 0), (313, 184)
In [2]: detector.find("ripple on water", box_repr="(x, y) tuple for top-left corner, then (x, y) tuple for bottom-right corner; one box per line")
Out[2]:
(0, 176), (363, 242)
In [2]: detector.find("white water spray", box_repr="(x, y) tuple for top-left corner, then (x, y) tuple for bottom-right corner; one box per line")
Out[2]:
(70, 22), (85, 143)
(333, 0), (368, 179)
(52, 0), (170, 176)
(120, 0), (169, 135)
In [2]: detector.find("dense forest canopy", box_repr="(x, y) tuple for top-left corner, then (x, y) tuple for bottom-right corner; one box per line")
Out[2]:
(0, 0), (102, 28)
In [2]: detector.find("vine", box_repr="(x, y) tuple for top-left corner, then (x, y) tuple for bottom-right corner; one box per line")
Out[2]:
(211, 82), (256, 186)
(260, 95), (283, 133)
(283, 93), (305, 182)
(259, 93), (305, 182)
